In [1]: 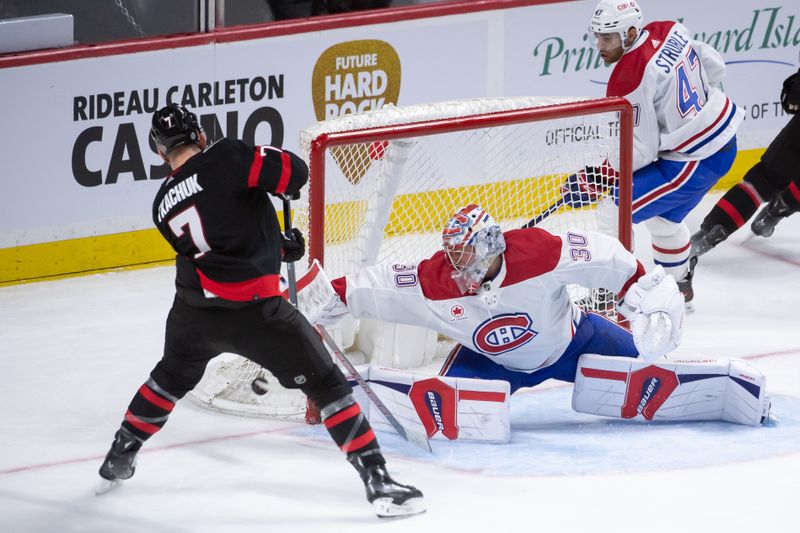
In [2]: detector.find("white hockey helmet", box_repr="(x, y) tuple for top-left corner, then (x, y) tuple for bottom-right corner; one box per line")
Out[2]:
(590, 0), (643, 48)
(442, 204), (506, 293)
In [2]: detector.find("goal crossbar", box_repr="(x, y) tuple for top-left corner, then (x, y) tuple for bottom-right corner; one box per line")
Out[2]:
(306, 97), (635, 267)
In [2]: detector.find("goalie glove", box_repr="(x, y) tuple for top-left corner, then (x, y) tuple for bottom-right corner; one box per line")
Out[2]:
(561, 162), (618, 207)
(313, 291), (349, 326)
(621, 265), (686, 362)
(291, 260), (349, 325)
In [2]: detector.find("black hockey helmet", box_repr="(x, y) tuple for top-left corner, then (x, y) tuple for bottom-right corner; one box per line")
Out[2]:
(150, 103), (204, 154)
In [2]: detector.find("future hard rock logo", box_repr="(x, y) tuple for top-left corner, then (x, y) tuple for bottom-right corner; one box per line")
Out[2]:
(311, 40), (401, 184)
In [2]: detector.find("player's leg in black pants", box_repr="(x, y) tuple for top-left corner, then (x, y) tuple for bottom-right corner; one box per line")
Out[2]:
(98, 295), (423, 514)
(234, 297), (424, 516)
(692, 113), (800, 255)
(97, 296), (220, 490)
(750, 175), (800, 237)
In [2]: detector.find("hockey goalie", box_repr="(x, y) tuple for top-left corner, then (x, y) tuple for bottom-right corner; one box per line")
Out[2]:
(298, 204), (771, 443)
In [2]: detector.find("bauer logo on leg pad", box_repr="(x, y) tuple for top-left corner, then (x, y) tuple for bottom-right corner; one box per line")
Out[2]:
(409, 378), (459, 440)
(578, 362), (679, 420)
(621, 366), (679, 420)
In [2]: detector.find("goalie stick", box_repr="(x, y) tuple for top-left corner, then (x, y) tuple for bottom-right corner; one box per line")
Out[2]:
(316, 324), (432, 453)
(523, 166), (615, 228)
(522, 196), (567, 228)
(280, 195), (430, 450)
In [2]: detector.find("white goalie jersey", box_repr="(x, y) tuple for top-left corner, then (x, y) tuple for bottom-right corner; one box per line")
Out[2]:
(607, 21), (744, 171)
(330, 227), (644, 373)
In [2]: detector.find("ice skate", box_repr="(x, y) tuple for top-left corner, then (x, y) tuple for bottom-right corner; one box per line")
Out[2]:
(751, 196), (790, 238)
(690, 224), (729, 258)
(349, 455), (425, 518)
(96, 428), (140, 495)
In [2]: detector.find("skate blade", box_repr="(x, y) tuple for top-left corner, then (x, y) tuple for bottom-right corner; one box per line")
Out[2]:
(95, 477), (124, 495)
(761, 397), (776, 425)
(374, 496), (426, 518)
(762, 413), (780, 426)
(684, 301), (695, 315)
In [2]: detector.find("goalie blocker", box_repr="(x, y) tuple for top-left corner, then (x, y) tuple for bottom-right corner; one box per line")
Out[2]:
(573, 354), (771, 426)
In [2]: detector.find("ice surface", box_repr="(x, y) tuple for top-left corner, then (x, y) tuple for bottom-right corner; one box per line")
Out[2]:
(1, 194), (799, 532)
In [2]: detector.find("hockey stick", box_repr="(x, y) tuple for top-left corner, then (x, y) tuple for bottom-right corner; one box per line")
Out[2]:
(280, 193), (300, 306)
(250, 193), (304, 402)
(522, 197), (567, 228)
(279, 195), (430, 447)
(523, 167), (614, 228)
(316, 324), (432, 453)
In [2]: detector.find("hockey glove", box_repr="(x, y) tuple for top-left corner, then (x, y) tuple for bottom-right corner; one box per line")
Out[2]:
(621, 265), (686, 362)
(282, 228), (305, 263)
(781, 68), (800, 114)
(561, 162), (618, 208)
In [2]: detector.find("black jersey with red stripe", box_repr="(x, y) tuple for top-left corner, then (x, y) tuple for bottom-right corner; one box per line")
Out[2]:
(152, 138), (308, 306)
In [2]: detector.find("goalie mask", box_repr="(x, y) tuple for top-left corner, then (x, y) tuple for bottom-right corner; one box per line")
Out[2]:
(590, 0), (643, 51)
(442, 204), (506, 294)
(150, 104), (204, 155)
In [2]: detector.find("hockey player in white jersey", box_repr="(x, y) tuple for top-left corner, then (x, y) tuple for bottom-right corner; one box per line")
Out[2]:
(321, 204), (662, 386)
(589, 0), (744, 305)
(313, 204), (770, 426)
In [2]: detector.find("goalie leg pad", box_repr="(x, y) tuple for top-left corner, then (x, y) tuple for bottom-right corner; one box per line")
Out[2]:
(349, 365), (511, 443)
(573, 354), (769, 426)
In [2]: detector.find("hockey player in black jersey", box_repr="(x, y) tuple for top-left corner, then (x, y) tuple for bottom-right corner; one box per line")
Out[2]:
(689, 68), (800, 274)
(96, 104), (424, 518)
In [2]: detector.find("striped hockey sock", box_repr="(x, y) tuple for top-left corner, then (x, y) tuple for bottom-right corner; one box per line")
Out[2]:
(120, 377), (178, 442)
(705, 180), (764, 233)
(782, 181), (800, 212)
(321, 395), (383, 461)
(650, 221), (692, 281)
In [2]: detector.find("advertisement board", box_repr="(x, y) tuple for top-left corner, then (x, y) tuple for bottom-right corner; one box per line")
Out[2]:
(1, 0), (798, 282)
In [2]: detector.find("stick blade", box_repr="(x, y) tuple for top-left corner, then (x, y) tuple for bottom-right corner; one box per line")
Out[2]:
(402, 425), (432, 452)
(316, 324), (432, 453)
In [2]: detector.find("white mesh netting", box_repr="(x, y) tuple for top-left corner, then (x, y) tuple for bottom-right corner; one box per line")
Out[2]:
(190, 96), (631, 421)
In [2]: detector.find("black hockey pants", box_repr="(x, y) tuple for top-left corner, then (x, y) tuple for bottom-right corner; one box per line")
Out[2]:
(151, 294), (350, 407)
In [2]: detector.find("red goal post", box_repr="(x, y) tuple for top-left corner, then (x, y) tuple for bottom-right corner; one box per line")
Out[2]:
(302, 96), (633, 276)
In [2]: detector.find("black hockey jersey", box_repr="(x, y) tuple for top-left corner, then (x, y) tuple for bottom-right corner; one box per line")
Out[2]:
(152, 138), (308, 306)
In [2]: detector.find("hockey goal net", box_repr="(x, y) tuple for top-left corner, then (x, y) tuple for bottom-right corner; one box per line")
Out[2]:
(188, 96), (633, 422)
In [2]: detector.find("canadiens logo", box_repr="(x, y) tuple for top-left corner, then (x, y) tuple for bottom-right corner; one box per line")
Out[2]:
(450, 304), (467, 321)
(472, 313), (537, 355)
